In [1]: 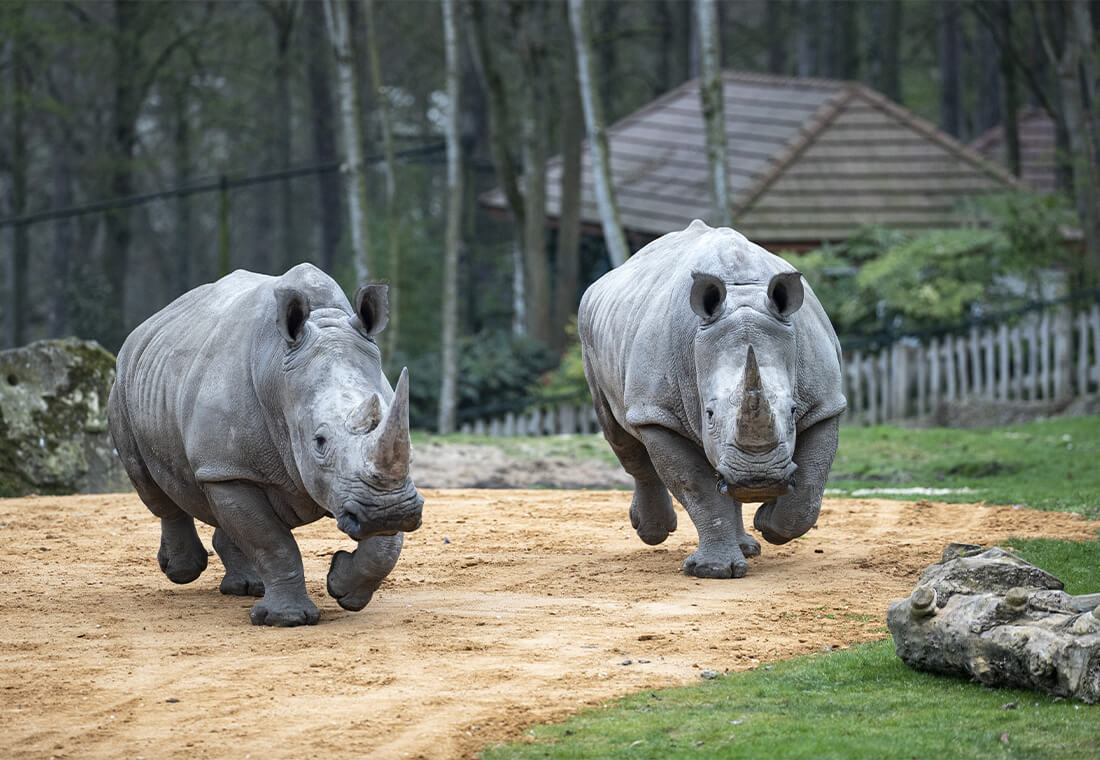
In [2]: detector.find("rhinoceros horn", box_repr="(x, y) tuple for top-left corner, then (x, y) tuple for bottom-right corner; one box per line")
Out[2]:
(735, 345), (780, 453)
(371, 367), (412, 483)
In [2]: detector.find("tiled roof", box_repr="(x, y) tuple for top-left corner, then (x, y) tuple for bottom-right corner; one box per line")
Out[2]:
(482, 70), (1020, 245)
(970, 107), (1056, 193)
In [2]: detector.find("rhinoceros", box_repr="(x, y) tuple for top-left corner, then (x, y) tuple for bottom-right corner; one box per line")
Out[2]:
(579, 220), (846, 578)
(107, 263), (423, 626)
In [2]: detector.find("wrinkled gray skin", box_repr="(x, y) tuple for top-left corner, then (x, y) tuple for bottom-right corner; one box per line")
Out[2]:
(579, 220), (846, 578)
(108, 263), (423, 626)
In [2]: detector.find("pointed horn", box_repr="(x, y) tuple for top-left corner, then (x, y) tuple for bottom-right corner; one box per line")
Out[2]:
(735, 345), (780, 452)
(372, 367), (412, 482)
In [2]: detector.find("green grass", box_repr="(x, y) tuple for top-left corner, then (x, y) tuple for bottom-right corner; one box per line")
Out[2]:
(829, 417), (1100, 518)
(483, 541), (1100, 760)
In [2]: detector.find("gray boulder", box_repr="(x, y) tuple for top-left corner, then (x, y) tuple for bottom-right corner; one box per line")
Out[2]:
(0, 338), (129, 495)
(888, 545), (1100, 703)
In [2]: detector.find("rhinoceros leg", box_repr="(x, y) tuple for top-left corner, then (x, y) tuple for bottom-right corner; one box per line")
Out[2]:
(213, 528), (265, 597)
(753, 415), (839, 544)
(590, 390), (676, 545)
(204, 482), (319, 627)
(111, 412), (208, 584)
(636, 425), (757, 579)
(326, 533), (405, 611)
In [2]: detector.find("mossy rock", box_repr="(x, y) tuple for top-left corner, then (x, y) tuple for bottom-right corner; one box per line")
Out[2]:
(0, 338), (130, 496)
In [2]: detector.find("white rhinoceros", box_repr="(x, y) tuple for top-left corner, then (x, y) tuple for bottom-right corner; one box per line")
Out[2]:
(108, 263), (423, 626)
(579, 220), (846, 578)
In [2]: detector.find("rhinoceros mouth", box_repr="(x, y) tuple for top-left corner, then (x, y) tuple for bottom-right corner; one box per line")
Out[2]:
(715, 459), (798, 503)
(335, 488), (424, 540)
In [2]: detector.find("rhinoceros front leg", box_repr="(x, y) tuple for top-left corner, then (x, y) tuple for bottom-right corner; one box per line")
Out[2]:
(636, 425), (759, 579)
(753, 415), (839, 545)
(204, 482), (319, 627)
(326, 533), (405, 611)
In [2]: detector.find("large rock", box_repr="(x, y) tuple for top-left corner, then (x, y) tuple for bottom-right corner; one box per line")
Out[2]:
(888, 544), (1100, 703)
(0, 338), (129, 496)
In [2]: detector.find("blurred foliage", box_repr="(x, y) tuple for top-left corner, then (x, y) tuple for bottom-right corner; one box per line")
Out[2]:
(784, 191), (1079, 341)
(536, 318), (591, 402)
(401, 329), (557, 428)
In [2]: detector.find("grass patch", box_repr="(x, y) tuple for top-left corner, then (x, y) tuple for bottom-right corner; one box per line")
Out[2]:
(483, 541), (1100, 760)
(829, 417), (1100, 517)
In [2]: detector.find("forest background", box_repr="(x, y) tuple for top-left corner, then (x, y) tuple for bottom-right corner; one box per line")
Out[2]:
(1, 0), (1097, 430)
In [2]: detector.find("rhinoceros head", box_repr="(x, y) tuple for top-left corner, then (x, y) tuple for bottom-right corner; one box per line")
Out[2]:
(689, 269), (804, 503)
(273, 281), (423, 540)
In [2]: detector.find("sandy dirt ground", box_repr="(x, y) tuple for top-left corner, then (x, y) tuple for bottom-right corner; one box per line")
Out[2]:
(1, 489), (1095, 760)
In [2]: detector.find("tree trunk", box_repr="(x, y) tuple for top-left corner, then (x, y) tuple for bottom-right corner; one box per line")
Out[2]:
(868, 0), (902, 102)
(266, 1), (297, 273)
(998, 0), (1021, 176)
(1055, 1), (1100, 284)
(554, 11), (583, 353)
(938, 0), (964, 138)
(765, 0), (787, 75)
(515, 0), (552, 344)
(365, 0), (403, 368)
(975, 16), (1003, 135)
(438, 0), (462, 435)
(49, 147), (74, 339)
(796, 0), (816, 77)
(468, 0), (528, 332)
(596, 0), (618, 117)
(8, 7), (29, 347)
(826, 0), (858, 80)
(569, 0), (629, 268)
(172, 83), (193, 296)
(103, 0), (143, 352)
(306, 0), (342, 273)
(657, 0), (692, 92)
(323, 0), (372, 284)
(697, 0), (730, 227)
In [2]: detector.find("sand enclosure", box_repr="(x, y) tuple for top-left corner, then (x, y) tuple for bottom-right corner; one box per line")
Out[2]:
(1, 489), (1094, 759)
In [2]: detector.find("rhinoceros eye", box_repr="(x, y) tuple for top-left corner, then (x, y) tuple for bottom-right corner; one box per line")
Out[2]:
(313, 434), (328, 454)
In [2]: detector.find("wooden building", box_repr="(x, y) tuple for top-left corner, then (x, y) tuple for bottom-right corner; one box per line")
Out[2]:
(483, 70), (1021, 252)
(970, 107), (1057, 194)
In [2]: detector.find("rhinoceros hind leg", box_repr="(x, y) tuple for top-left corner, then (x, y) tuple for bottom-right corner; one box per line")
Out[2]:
(204, 482), (319, 627)
(636, 425), (752, 579)
(590, 390), (676, 544)
(327, 533), (404, 611)
(156, 515), (209, 584)
(213, 528), (265, 597)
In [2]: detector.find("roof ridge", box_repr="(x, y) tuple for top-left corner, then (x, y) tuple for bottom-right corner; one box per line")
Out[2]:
(969, 106), (1053, 152)
(852, 84), (1021, 188)
(731, 87), (857, 218)
(719, 68), (851, 91)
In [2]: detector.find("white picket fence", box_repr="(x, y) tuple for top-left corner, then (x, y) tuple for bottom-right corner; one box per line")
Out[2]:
(843, 303), (1100, 424)
(458, 401), (600, 437)
(456, 301), (1100, 436)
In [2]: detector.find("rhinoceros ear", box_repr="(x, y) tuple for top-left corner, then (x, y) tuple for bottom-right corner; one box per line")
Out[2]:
(767, 271), (804, 319)
(353, 283), (390, 337)
(274, 286), (311, 344)
(689, 271), (726, 321)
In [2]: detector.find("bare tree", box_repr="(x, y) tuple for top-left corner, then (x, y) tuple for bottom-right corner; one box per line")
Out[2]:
(938, 0), (964, 138)
(323, 0), (372, 284)
(6, 2), (30, 347)
(305, 0), (342, 273)
(696, 0), (730, 227)
(568, 0), (628, 267)
(365, 0), (403, 366)
(438, 0), (462, 434)
(260, 1), (299, 273)
(553, 6), (583, 353)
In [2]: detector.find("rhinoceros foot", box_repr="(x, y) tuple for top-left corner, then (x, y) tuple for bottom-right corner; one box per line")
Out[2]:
(629, 486), (677, 545)
(220, 572), (264, 597)
(326, 549), (386, 611)
(156, 517), (208, 584)
(683, 548), (749, 579)
(248, 594), (320, 627)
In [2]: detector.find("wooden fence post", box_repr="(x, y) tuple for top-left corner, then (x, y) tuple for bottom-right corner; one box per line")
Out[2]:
(1054, 308), (1072, 400)
(997, 324), (1009, 401)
